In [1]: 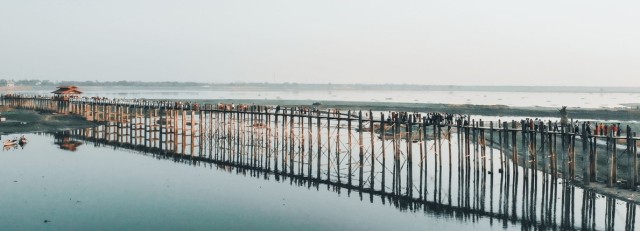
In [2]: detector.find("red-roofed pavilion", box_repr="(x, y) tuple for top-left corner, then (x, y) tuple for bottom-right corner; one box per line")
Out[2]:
(52, 86), (82, 100)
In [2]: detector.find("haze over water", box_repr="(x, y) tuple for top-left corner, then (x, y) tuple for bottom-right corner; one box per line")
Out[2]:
(0, 133), (505, 231)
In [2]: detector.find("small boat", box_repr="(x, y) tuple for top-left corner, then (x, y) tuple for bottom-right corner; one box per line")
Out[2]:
(4, 139), (17, 146)
(18, 136), (27, 145)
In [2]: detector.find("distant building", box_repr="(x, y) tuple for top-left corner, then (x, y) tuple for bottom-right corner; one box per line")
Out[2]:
(6, 80), (14, 88)
(52, 86), (83, 101)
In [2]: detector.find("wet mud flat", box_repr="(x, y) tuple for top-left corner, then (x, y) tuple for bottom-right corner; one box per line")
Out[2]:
(0, 109), (95, 135)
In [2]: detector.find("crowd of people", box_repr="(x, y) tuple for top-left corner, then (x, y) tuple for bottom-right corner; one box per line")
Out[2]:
(384, 111), (463, 125)
(587, 122), (623, 137)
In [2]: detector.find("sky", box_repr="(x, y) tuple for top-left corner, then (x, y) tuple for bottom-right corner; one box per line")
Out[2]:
(1, 0), (639, 86)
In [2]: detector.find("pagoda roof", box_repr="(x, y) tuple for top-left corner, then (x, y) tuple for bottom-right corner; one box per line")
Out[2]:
(51, 86), (83, 94)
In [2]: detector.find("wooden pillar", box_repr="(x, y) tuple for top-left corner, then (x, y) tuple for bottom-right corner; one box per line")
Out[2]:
(348, 111), (353, 186)
(447, 124), (452, 170)
(172, 107), (178, 153)
(490, 121), (494, 175)
(545, 121), (556, 178)
(358, 111), (364, 188)
(145, 107), (150, 147)
(607, 131), (614, 187)
(561, 122), (567, 180)
(571, 125), (577, 181)
(266, 109), (272, 170)
(612, 131), (617, 183)
(512, 121), (518, 168)
(582, 123), (590, 185)
(282, 109), (288, 171)
(426, 116), (433, 199)
(369, 110), (375, 190)
(289, 110), (295, 175)
(438, 121), (442, 168)
(222, 109), (228, 162)
(591, 132), (598, 182)
(316, 111), (321, 179)
(250, 108), (256, 166)
(300, 111), (305, 175)
(634, 132), (638, 188)
(307, 113), (313, 178)
(381, 112), (387, 192)
(182, 109), (187, 154)
(540, 121), (546, 174)
(199, 109), (204, 157)
(336, 112), (341, 181)
(159, 108), (164, 150)
(326, 110), (330, 180)
(419, 116), (425, 198)
(92, 102), (97, 122)
(522, 120), (529, 178)
(392, 116), (398, 194)
(626, 127), (633, 189)
(407, 116), (413, 196)
(500, 122), (505, 173)
(191, 110), (196, 155)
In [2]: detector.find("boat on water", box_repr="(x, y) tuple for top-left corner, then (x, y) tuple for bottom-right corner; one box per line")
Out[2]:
(18, 136), (27, 145)
(4, 139), (17, 146)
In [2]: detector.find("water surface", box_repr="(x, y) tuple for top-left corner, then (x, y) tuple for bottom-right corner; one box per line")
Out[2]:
(1, 133), (513, 231)
(1, 131), (637, 230)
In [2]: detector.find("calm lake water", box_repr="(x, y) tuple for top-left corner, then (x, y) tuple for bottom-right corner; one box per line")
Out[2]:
(16, 87), (640, 109)
(0, 133), (506, 231)
(1, 131), (637, 230)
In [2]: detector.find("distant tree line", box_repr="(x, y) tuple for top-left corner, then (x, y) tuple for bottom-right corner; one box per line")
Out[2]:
(1, 79), (639, 93)
(0, 79), (203, 87)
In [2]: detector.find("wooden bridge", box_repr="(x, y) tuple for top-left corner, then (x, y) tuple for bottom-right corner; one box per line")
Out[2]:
(2, 94), (639, 188)
(3, 94), (640, 229)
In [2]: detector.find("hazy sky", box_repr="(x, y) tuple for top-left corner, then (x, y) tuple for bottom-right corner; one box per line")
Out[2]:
(1, 0), (639, 86)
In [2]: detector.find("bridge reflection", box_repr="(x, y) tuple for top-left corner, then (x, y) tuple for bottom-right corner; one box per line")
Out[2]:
(51, 127), (637, 231)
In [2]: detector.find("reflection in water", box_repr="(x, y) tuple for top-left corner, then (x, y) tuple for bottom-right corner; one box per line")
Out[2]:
(54, 131), (82, 151)
(3, 145), (16, 151)
(626, 203), (637, 231)
(2, 136), (27, 151)
(582, 190), (597, 230)
(50, 121), (640, 230)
